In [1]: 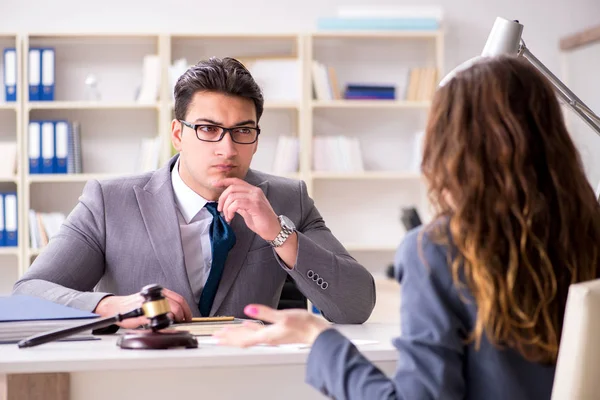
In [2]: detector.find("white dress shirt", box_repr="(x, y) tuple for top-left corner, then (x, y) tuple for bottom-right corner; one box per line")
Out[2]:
(171, 159), (213, 305)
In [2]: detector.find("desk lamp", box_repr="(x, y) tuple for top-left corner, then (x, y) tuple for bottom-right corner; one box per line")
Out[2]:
(440, 17), (600, 200)
(441, 17), (600, 140)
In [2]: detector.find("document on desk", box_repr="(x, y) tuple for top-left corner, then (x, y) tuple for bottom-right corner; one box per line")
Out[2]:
(0, 295), (100, 344)
(172, 318), (263, 336)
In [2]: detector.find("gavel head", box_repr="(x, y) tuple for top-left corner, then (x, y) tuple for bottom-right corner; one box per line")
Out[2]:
(140, 284), (172, 332)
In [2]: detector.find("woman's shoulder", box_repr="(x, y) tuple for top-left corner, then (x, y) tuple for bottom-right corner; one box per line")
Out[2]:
(394, 220), (456, 284)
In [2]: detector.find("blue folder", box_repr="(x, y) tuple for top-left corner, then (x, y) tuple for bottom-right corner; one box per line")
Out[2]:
(0, 295), (98, 322)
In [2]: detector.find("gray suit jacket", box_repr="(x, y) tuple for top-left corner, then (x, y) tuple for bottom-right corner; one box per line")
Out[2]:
(14, 156), (375, 323)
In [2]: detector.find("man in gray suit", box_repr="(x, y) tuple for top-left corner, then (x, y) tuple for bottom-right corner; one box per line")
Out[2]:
(13, 57), (375, 328)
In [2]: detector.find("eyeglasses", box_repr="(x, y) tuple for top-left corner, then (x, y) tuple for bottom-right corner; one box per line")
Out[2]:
(179, 120), (260, 144)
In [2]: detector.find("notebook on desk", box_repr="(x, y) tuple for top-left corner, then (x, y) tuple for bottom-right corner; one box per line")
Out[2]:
(0, 295), (100, 344)
(171, 318), (263, 336)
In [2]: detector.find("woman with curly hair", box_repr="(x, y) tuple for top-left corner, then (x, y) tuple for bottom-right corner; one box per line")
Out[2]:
(214, 55), (600, 400)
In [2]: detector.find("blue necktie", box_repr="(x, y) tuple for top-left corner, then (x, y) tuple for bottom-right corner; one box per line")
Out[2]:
(198, 202), (237, 317)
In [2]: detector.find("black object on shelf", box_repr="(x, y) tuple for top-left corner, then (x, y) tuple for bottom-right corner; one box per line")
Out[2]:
(400, 207), (422, 231)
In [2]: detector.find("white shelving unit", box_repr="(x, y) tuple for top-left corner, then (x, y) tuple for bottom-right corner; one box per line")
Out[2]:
(21, 33), (165, 270)
(0, 34), (21, 292)
(2, 30), (443, 286)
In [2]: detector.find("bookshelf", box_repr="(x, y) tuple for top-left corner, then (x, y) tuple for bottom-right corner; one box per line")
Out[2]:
(0, 30), (443, 291)
(0, 34), (21, 290)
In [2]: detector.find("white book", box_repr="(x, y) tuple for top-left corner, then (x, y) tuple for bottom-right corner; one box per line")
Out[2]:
(41, 212), (66, 242)
(28, 209), (39, 249)
(311, 61), (332, 101)
(169, 58), (189, 102)
(136, 54), (161, 104)
(349, 138), (365, 172)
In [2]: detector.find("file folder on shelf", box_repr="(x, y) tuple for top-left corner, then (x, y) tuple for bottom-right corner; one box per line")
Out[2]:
(28, 48), (41, 101)
(3, 48), (17, 102)
(41, 47), (55, 101)
(54, 120), (69, 174)
(28, 121), (42, 174)
(0, 194), (5, 247)
(41, 121), (55, 174)
(4, 192), (17, 247)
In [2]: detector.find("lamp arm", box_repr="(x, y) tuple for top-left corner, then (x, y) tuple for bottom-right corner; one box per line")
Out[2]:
(519, 43), (600, 138)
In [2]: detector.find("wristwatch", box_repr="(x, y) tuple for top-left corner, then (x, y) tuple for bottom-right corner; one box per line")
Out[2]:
(268, 215), (296, 247)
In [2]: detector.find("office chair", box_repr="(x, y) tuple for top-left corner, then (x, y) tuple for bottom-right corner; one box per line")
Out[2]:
(277, 275), (308, 310)
(386, 207), (423, 279)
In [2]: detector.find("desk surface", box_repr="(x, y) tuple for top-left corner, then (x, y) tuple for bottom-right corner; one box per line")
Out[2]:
(0, 322), (399, 374)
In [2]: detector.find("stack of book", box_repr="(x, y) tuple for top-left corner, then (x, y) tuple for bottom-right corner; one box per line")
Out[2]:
(344, 84), (395, 100)
(29, 210), (66, 249)
(272, 136), (299, 175)
(313, 136), (364, 173)
(0, 295), (99, 344)
(317, 5), (443, 31)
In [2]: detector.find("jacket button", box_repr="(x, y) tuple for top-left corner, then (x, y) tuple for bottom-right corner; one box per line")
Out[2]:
(317, 277), (323, 285)
(307, 270), (314, 278)
(321, 282), (328, 290)
(312, 273), (320, 281)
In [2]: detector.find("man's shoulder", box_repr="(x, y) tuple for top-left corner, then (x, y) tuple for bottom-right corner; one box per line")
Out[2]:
(247, 169), (304, 190)
(86, 171), (156, 198)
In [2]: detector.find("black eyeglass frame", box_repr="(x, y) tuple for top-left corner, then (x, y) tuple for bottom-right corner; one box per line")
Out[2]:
(179, 120), (261, 144)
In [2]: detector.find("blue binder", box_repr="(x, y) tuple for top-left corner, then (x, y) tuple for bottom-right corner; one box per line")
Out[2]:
(28, 48), (41, 101)
(28, 121), (42, 174)
(4, 192), (17, 247)
(0, 295), (98, 322)
(0, 194), (5, 247)
(40, 47), (55, 101)
(54, 120), (69, 174)
(41, 120), (55, 174)
(3, 48), (17, 102)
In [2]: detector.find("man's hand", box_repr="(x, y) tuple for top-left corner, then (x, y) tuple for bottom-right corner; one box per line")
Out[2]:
(93, 288), (193, 329)
(213, 304), (330, 347)
(214, 177), (281, 241)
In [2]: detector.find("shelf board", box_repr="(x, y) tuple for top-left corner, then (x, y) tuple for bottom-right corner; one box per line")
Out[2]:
(0, 247), (19, 256)
(312, 100), (430, 109)
(171, 33), (299, 40)
(344, 243), (399, 252)
(311, 171), (423, 180)
(0, 176), (20, 184)
(27, 101), (160, 110)
(311, 30), (442, 39)
(28, 173), (124, 183)
(0, 103), (18, 111)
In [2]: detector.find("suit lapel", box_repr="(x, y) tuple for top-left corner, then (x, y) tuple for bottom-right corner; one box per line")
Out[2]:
(210, 171), (269, 315)
(134, 155), (195, 306)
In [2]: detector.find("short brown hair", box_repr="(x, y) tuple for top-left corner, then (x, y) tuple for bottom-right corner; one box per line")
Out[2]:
(174, 57), (264, 122)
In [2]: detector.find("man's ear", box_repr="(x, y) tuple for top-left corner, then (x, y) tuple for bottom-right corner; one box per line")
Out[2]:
(253, 127), (259, 154)
(171, 119), (183, 151)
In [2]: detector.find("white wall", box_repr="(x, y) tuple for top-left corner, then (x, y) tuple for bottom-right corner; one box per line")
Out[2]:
(1, 0), (598, 73)
(1, 0), (598, 182)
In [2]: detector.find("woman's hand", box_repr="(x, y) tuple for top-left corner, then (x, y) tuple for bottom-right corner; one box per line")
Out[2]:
(213, 304), (331, 347)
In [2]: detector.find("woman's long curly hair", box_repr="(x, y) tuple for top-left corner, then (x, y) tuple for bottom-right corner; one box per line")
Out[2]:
(421, 55), (600, 364)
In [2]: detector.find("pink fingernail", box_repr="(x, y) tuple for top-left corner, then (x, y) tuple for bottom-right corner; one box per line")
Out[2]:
(245, 306), (258, 316)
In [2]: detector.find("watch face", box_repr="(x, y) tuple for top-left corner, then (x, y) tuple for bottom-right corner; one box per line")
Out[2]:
(279, 215), (296, 231)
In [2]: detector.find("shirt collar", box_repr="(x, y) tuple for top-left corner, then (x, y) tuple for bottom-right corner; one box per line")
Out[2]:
(171, 158), (209, 224)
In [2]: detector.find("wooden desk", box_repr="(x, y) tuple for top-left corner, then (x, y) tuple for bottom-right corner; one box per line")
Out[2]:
(0, 323), (399, 400)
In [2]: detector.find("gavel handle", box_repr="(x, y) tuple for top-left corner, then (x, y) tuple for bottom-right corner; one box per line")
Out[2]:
(17, 308), (145, 348)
